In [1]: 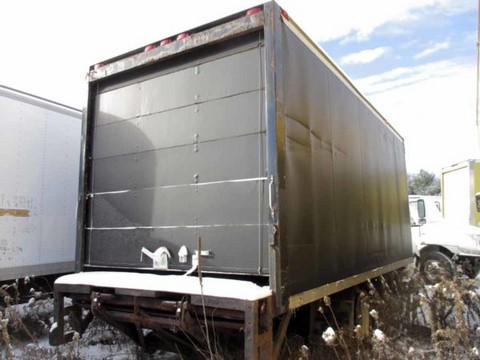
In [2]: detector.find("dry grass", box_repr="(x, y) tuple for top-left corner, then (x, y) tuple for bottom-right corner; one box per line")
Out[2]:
(1, 267), (480, 359)
(284, 267), (480, 359)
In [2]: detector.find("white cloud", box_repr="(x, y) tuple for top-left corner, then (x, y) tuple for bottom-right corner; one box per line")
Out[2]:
(0, 0), (476, 177)
(354, 59), (478, 173)
(356, 60), (454, 94)
(0, 0), (475, 107)
(414, 41), (450, 60)
(340, 47), (390, 65)
(284, 0), (475, 43)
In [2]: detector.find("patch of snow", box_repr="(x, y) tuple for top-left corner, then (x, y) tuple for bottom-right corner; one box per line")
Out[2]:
(373, 329), (386, 342)
(369, 309), (378, 319)
(56, 271), (272, 301)
(50, 322), (58, 333)
(322, 327), (336, 345)
(300, 344), (309, 356)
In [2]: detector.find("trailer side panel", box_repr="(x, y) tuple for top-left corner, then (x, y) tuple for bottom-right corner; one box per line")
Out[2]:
(0, 86), (81, 281)
(279, 23), (411, 297)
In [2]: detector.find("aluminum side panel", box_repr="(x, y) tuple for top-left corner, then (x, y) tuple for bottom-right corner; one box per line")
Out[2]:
(280, 25), (411, 295)
(0, 93), (81, 280)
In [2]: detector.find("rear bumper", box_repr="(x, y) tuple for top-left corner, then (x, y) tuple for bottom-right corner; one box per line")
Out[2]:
(49, 271), (274, 354)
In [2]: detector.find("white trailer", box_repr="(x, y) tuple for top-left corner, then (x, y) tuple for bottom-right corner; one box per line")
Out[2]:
(0, 85), (81, 281)
(442, 160), (480, 227)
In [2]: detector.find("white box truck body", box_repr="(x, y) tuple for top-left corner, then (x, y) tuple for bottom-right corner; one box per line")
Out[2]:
(0, 85), (81, 281)
(442, 160), (480, 227)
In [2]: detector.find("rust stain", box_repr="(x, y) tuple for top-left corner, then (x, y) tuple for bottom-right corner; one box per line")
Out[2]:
(0, 208), (30, 217)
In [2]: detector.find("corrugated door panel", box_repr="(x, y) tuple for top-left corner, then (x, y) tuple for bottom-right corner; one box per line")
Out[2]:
(93, 90), (265, 160)
(89, 181), (268, 228)
(93, 134), (265, 193)
(86, 225), (269, 273)
(86, 45), (268, 274)
(94, 48), (263, 126)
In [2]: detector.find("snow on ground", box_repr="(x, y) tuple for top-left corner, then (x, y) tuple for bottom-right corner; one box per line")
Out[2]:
(1, 298), (178, 359)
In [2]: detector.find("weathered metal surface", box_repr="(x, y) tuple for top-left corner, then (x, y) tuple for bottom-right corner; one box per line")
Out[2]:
(89, 180), (266, 228)
(273, 311), (292, 359)
(92, 134), (265, 193)
(0, 208), (30, 217)
(85, 225), (268, 273)
(84, 39), (268, 275)
(245, 296), (274, 359)
(78, 0), (411, 314)
(279, 22), (411, 298)
(263, 0), (285, 314)
(51, 282), (274, 358)
(288, 258), (411, 309)
(0, 85), (81, 281)
(55, 3), (413, 359)
(88, 12), (265, 82)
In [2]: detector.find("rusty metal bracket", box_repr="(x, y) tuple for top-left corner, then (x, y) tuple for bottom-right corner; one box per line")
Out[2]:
(244, 296), (274, 360)
(273, 311), (292, 359)
(49, 291), (68, 346)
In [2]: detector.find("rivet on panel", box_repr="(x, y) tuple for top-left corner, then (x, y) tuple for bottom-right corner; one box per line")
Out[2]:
(194, 133), (199, 142)
(195, 66), (200, 75)
(194, 106), (199, 113)
(193, 174), (199, 183)
(193, 144), (199, 153)
(194, 94), (200, 102)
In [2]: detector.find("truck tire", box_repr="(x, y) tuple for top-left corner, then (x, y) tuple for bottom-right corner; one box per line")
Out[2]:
(419, 251), (454, 284)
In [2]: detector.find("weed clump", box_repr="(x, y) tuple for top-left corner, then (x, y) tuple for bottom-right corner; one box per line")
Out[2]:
(285, 267), (480, 359)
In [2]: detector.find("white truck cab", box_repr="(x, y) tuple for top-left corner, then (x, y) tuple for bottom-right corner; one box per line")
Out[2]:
(410, 195), (480, 282)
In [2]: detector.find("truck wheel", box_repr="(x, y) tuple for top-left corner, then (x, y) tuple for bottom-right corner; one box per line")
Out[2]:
(419, 251), (454, 284)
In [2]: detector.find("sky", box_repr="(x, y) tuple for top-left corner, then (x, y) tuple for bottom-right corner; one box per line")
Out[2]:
(0, 0), (477, 174)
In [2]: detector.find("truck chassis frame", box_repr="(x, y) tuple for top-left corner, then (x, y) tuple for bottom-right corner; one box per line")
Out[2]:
(50, 282), (290, 359)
